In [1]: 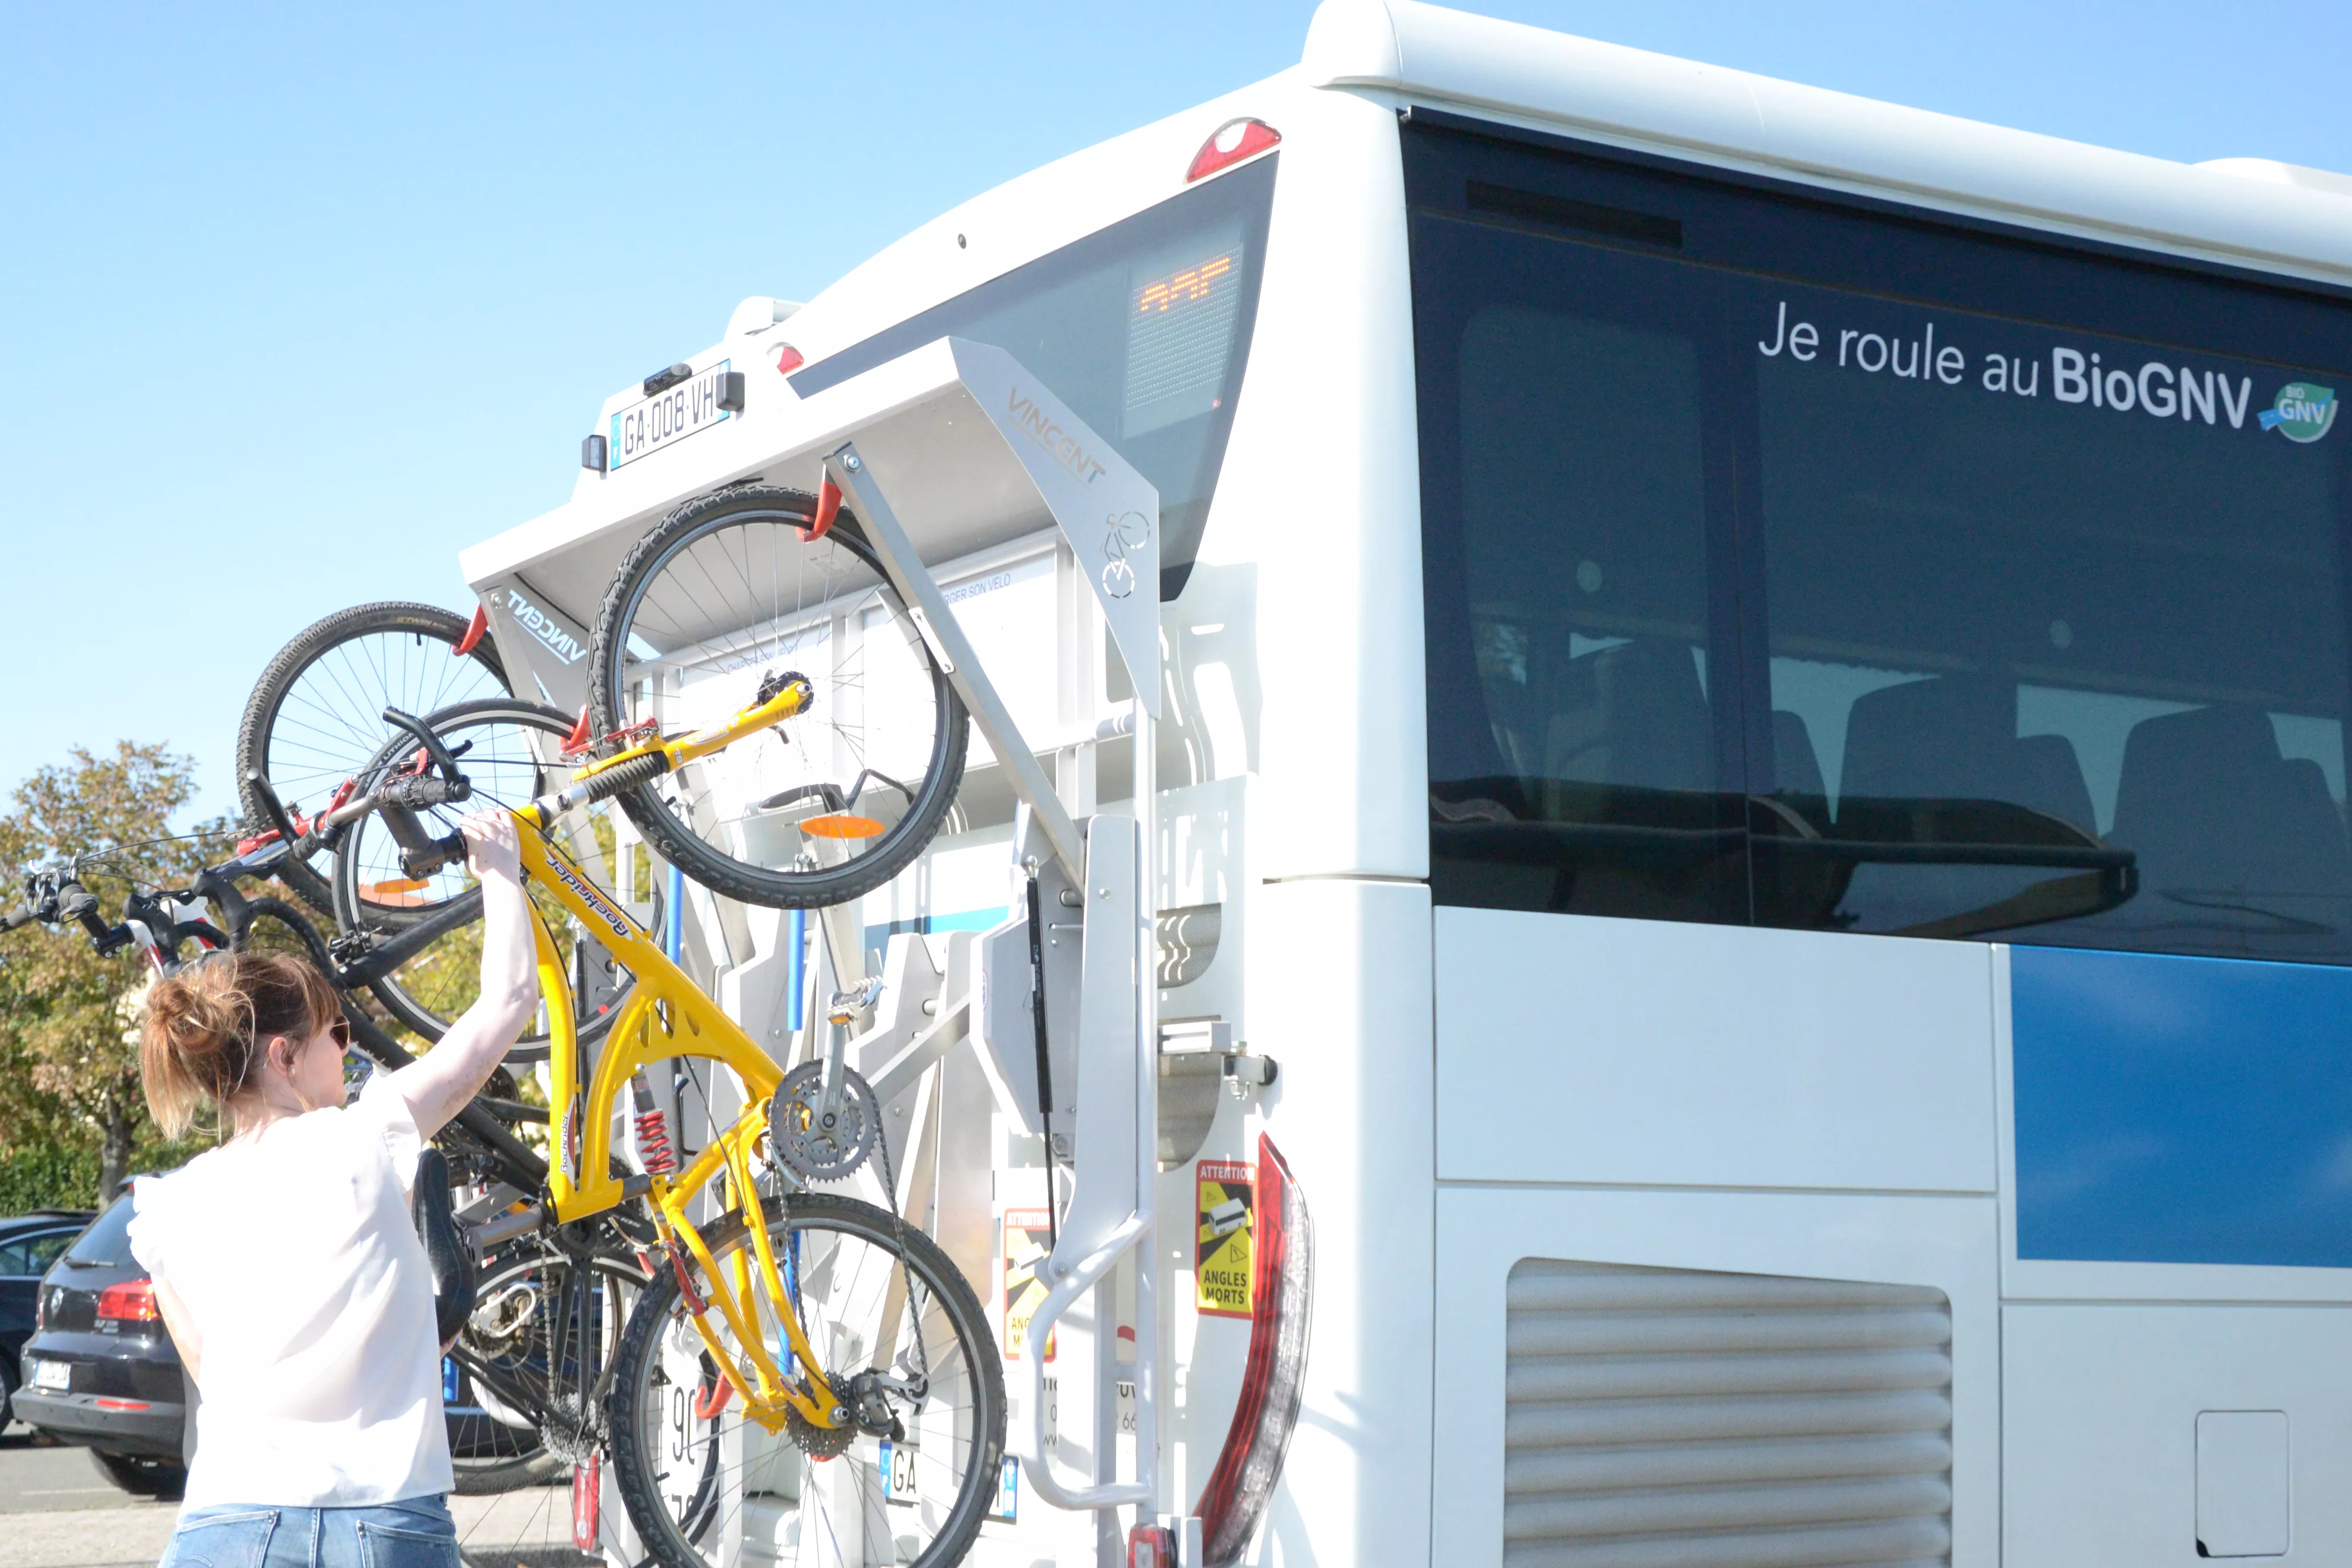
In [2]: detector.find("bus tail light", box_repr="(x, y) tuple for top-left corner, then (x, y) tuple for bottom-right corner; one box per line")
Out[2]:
(1187, 118), (1279, 183)
(1194, 1134), (1313, 1566)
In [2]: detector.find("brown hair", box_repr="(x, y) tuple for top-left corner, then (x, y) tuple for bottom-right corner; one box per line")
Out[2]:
(140, 953), (343, 1137)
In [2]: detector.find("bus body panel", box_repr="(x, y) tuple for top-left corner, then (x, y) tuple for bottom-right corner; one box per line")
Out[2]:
(1210, 78), (1429, 882)
(1434, 1185), (1998, 1568)
(1245, 877), (1435, 1568)
(2003, 1304), (2352, 1564)
(1436, 909), (1997, 1192)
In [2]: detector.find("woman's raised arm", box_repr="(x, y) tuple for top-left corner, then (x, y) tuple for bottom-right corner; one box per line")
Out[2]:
(387, 811), (541, 1139)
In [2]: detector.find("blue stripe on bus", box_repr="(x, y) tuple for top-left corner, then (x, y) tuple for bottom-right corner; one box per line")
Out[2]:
(2012, 944), (2352, 1268)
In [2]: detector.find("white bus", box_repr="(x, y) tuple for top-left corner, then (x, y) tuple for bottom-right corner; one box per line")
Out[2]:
(463, 3), (2352, 1564)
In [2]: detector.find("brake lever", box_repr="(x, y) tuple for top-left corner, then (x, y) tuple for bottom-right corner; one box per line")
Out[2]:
(245, 769), (305, 846)
(381, 706), (469, 785)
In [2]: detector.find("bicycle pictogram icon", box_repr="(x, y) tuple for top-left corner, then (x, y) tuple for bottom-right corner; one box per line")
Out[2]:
(1101, 558), (1138, 599)
(1103, 510), (1151, 561)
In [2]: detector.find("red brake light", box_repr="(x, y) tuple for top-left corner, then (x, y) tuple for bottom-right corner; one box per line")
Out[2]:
(97, 1279), (160, 1323)
(1187, 118), (1279, 183)
(772, 343), (804, 375)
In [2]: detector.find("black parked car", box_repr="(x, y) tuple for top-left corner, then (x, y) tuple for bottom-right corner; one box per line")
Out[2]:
(13, 1191), (190, 1496)
(1, 1209), (96, 1428)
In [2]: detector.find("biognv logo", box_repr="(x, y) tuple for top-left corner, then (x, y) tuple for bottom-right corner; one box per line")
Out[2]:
(2260, 382), (2337, 444)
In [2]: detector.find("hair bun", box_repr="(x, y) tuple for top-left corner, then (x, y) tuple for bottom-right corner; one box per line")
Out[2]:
(139, 952), (340, 1136)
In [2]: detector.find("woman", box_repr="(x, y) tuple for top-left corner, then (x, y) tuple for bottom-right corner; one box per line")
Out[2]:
(129, 811), (539, 1568)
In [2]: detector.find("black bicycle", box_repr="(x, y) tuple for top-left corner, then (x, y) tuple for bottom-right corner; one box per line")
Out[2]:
(8, 833), (647, 1500)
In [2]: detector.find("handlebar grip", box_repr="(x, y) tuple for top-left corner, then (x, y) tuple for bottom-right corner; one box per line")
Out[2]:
(1, 908), (34, 932)
(399, 832), (470, 880)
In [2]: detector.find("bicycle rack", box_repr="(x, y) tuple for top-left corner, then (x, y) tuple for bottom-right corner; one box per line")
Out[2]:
(815, 338), (1167, 1523)
(472, 335), (1191, 1557)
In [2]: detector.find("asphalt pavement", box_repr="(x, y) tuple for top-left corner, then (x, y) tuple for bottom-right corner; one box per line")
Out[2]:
(0, 1422), (599, 1568)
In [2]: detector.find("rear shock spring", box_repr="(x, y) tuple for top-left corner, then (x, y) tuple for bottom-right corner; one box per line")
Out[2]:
(634, 1108), (678, 1175)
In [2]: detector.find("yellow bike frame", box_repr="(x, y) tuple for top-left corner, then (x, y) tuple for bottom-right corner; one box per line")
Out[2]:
(501, 681), (853, 1434)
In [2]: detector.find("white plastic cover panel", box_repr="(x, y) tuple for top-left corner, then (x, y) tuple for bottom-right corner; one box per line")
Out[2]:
(1504, 1260), (1953, 1568)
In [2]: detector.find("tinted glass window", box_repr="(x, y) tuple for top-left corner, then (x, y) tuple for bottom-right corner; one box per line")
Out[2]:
(791, 158), (1278, 600)
(1419, 224), (1743, 922)
(0, 1230), (74, 1274)
(1409, 117), (2352, 963)
(64, 1197), (136, 1266)
(1759, 295), (2350, 960)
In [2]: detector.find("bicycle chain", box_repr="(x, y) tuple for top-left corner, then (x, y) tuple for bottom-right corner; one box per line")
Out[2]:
(870, 1114), (929, 1393)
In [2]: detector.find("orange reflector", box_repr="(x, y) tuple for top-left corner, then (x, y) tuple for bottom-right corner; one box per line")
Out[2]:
(365, 877), (432, 897)
(801, 813), (884, 840)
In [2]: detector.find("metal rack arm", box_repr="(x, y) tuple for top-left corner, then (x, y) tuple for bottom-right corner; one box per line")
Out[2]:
(826, 443), (1088, 883)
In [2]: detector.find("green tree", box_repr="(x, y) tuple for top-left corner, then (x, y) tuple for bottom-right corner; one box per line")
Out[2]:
(0, 743), (229, 1202)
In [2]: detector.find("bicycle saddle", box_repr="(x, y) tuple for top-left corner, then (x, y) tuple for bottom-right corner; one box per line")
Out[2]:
(411, 1146), (478, 1346)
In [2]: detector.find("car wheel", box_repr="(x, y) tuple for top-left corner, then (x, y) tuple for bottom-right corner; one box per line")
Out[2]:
(90, 1450), (186, 1500)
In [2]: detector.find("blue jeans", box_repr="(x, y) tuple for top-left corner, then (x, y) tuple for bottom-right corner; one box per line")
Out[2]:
(162, 1497), (458, 1568)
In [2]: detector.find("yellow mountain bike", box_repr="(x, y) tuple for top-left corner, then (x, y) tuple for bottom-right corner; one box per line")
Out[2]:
(318, 641), (1003, 1565)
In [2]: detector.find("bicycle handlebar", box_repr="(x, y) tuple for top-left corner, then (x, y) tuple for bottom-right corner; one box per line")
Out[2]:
(382, 706), (467, 783)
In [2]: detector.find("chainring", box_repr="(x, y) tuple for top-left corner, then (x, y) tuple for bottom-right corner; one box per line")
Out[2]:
(768, 1060), (881, 1183)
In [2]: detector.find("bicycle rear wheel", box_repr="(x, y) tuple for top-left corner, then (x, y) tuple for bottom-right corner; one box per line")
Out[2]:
(330, 697), (647, 1060)
(449, 1241), (650, 1495)
(589, 486), (968, 911)
(607, 1195), (1005, 1568)
(239, 602), (510, 912)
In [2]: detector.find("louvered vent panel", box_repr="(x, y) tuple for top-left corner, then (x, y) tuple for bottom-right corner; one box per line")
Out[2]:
(1503, 1260), (1952, 1568)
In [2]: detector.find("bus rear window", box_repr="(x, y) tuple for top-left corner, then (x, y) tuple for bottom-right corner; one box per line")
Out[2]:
(792, 157), (1276, 600)
(1411, 119), (2352, 965)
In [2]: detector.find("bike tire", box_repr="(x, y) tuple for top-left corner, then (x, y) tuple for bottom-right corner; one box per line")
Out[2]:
(238, 602), (510, 913)
(449, 1243), (651, 1495)
(607, 1195), (1006, 1568)
(588, 486), (969, 911)
(329, 696), (645, 1061)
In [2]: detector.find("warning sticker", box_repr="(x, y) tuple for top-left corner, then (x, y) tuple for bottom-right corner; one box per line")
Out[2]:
(1002, 1209), (1056, 1361)
(1195, 1159), (1255, 1319)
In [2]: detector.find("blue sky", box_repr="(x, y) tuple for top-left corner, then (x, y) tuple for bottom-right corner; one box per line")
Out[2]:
(5, 1), (2348, 826)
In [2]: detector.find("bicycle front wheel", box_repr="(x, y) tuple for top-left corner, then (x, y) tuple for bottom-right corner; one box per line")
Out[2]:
(589, 486), (969, 911)
(608, 1195), (1006, 1568)
(331, 697), (648, 1060)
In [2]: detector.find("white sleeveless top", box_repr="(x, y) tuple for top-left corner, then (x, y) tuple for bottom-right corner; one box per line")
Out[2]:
(128, 1074), (453, 1510)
